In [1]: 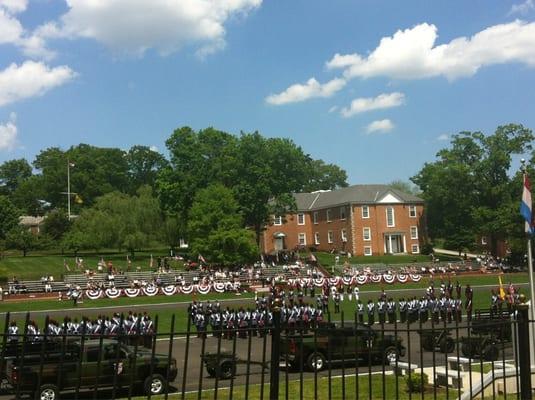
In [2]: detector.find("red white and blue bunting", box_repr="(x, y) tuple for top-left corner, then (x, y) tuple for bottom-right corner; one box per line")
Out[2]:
(161, 285), (176, 296)
(85, 289), (102, 300)
(396, 274), (409, 283)
(382, 274), (396, 284)
(124, 288), (140, 298)
(105, 287), (121, 299)
(213, 282), (225, 293)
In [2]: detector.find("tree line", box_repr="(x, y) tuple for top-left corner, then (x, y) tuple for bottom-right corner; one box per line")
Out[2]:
(0, 123), (532, 264)
(0, 127), (348, 263)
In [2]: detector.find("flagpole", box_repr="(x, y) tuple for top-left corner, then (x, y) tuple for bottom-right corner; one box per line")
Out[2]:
(521, 159), (535, 367)
(67, 159), (71, 220)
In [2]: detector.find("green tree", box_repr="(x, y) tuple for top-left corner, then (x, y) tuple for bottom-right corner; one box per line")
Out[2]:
(67, 186), (162, 257)
(188, 184), (258, 265)
(32, 144), (129, 210)
(302, 159), (348, 192)
(41, 209), (71, 241)
(6, 226), (38, 256)
(125, 145), (168, 193)
(0, 195), (20, 239)
(11, 175), (47, 215)
(412, 124), (533, 256)
(0, 158), (32, 195)
(388, 180), (420, 195)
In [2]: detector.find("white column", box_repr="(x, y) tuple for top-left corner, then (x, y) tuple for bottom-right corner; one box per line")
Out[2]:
(403, 235), (407, 253)
(388, 234), (393, 254)
(383, 235), (387, 254)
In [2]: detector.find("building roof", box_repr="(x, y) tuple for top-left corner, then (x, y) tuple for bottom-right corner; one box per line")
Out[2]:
(294, 184), (423, 211)
(19, 216), (46, 226)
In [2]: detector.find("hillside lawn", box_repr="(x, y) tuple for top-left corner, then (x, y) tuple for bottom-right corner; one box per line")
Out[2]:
(0, 251), (464, 282)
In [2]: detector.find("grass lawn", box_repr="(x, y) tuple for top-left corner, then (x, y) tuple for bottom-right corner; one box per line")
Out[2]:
(0, 249), (187, 282)
(139, 374), (456, 400)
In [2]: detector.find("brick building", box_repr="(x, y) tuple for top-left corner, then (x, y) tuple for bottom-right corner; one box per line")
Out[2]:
(261, 184), (425, 256)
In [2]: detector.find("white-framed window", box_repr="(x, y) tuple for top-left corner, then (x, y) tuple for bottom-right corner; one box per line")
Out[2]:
(410, 226), (418, 240)
(363, 227), (371, 241)
(314, 232), (320, 245)
(274, 215), (282, 226)
(313, 211), (318, 224)
(341, 229), (347, 242)
(297, 213), (305, 225)
(326, 209), (332, 222)
(362, 205), (369, 219)
(409, 205), (417, 218)
(364, 246), (372, 256)
(340, 206), (346, 220)
(328, 231), (334, 244)
(298, 233), (306, 246)
(481, 236), (487, 245)
(386, 207), (395, 227)
(411, 244), (420, 254)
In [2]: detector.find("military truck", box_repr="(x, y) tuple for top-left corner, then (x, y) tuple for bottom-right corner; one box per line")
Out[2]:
(5, 339), (177, 399)
(280, 322), (405, 372)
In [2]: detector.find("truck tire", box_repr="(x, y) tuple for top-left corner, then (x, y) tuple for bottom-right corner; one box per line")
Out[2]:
(422, 335), (434, 351)
(307, 352), (326, 372)
(483, 345), (499, 362)
(440, 338), (455, 353)
(35, 384), (60, 400)
(144, 374), (167, 396)
(218, 361), (236, 379)
(461, 343), (473, 358)
(207, 366), (216, 377)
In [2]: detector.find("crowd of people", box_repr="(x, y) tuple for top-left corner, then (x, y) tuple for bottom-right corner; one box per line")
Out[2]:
(6, 311), (155, 343)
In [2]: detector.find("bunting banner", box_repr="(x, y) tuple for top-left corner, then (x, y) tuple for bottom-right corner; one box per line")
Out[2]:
(105, 288), (121, 299)
(356, 275), (368, 285)
(409, 274), (422, 282)
(161, 285), (176, 296)
(383, 274), (396, 284)
(124, 288), (141, 298)
(342, 276), (354, 286)
(213, 282), (226, 293)
(314, 278), (325, 287)
(180, 284), (193, 294)
(142, 285), (159, 296)
(397, 274), (409, 283)
(85, 289), (102, 300)
(370, 275), (382, 283)
(197, 284), (211, 295)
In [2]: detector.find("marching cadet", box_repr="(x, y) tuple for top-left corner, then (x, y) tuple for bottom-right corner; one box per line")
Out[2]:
(399, 298), (408, 323)
(194, 311), (206, 338)
(466, 297), (473, 322)
(310, 284), (315, 299)
(455, 281), (462, 299)
(357, 300), (365, 324)
(347, 285), (352, 302)
(419, 297), (429, 323)
(322, 295), (329, 312)
(387, 298), (396, 324)
(334, 292), (341, 313)
(446, 297), (453, 323)
(432, 297), (440, 324)
(353, 286), (360, 302)
(8, 321), (18, 343)
(490, 290), (499, 316)
(367, 300), (375, 325)
(27, 320), (41, 342)
(439, 296), (447, 322)
(409, 297), (420, 324)
(377, 297), (386, 324)
(454, 297), (463, 322)
(316, 295), (323, 310)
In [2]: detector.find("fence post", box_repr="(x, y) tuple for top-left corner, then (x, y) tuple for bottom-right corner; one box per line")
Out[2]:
(269, 298), (282, 400)
(517, 302), (532, 400)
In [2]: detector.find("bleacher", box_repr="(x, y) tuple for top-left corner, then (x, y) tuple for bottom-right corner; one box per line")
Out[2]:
(2, 264), (301, 295)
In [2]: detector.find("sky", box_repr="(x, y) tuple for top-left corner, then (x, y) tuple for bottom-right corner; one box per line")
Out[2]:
(0, 0), (535, 185)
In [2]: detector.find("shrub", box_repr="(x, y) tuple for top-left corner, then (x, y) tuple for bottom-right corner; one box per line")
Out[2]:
(405, 372), (428, 393)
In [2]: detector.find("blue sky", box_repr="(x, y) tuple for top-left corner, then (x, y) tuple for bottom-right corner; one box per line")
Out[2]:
(0, 0), (534, 184)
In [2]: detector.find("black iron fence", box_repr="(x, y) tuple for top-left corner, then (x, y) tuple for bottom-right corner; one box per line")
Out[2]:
(0, 306), (533, 399)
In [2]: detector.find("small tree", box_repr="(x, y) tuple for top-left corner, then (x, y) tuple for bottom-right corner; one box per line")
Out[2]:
(6, 226), (37, 256)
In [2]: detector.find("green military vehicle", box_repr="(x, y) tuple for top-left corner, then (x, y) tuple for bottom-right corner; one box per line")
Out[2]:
(280, 322), (406, 372)
(5, 339), (177, 399)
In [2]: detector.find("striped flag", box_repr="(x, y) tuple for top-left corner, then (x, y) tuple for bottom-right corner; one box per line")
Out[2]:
(521, 173), (533, 234)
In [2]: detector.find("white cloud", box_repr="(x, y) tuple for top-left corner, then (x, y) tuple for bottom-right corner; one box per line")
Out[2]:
(509, 0), (534, 15)
(328, 106), (338, 113)
(437, 133), (450, 141)
(265, 78), (346, 105)
(0, 61), (76, 107)
(149, 145), (159, 152)
(0, 0), (27, 14)
(327, 20), (535, 81)
(0, 4), (54, 59)
(0, 111), (18, 151)
(340, 92), (405, 117)
(37, 0), (262, 57)
(365, 119), (394, 134)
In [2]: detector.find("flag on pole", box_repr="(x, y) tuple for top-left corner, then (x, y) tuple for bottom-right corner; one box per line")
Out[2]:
(498, 274), (506, 300)
(198, 254), (207, 264)
(150, 254), (154, 268)
(521, 173), (533, 234)
(309, 253), (317, 262)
